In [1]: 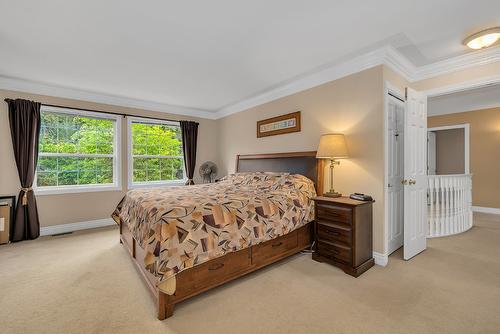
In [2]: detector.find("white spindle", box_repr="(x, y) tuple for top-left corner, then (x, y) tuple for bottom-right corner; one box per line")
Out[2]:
(427, 174), (472, 238)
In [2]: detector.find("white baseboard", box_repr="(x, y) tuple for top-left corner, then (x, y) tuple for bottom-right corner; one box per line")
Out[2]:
(40, 218), (116, 236)
(373, 251), (388, 267)
(472, 206), (500, 215)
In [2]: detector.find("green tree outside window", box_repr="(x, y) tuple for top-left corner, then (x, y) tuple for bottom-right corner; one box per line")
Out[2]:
(131, 122), (184, 183)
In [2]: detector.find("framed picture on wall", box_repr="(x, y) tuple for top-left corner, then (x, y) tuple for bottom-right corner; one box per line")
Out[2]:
(257, 111), (301, 138)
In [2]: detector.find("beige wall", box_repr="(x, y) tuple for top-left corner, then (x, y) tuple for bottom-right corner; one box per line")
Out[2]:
(0, 90), (218, 227)
(218, 66), (386, 253)
(428, 108), (500, 209)
(434, 128), (465, 175)
(2, 60), (497, 252)
(383, 66), (410, 93)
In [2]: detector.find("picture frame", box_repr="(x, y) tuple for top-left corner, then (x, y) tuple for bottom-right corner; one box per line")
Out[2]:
(257, 111), (301, 138)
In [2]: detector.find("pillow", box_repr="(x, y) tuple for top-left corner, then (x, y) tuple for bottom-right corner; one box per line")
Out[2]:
(221, 172), (288, 185)
(221, 172), (316, 196)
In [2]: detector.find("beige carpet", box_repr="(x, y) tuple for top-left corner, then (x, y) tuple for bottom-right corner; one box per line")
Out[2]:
(1, 213), (499, 334)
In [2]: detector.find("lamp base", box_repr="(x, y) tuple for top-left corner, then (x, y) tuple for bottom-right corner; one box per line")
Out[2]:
(323, 191), (342, 198)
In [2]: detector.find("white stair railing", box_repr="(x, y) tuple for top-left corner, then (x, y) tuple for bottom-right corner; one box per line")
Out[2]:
(427, 174), (473, 238)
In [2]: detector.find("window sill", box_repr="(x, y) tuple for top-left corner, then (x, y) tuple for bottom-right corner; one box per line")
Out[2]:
(128, 180), (186, 190)
(35, 184), (122, 196)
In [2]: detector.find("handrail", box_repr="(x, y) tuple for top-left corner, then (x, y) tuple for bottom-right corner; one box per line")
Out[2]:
(427, 174), (473, 238)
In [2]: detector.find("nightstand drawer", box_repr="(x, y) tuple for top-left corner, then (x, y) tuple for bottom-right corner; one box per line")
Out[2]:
(317, 221), (352, 246)
(316, 204), (352, 224)
(317, 241), (352, 265)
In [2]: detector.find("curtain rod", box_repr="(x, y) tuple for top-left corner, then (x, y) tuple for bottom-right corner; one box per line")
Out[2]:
(41, 103), (185, 123)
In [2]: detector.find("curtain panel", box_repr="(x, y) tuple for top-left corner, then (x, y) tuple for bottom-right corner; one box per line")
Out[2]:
(179, 121), (199, 185)
(5, 98), (42, 241)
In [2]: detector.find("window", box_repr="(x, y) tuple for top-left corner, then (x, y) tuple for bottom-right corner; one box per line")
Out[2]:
(128, 117), (185, 187)
(36, 106), (121, 194)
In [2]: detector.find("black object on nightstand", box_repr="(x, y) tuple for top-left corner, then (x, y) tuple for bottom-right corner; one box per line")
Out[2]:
(312, 196), (375, 277)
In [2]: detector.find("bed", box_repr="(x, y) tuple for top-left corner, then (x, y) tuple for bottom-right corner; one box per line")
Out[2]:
(113, 151), (324, 319)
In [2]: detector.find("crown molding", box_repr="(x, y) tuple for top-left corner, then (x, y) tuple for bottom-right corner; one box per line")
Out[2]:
(0, 75), (217, 120)
(414, 44), (500, 81)
(423, 74), (500, 97)
(2, 43), (500, 120)
(213, 45), (500, 118)
(216, 47), (391, 118)
(382, 46), (417, 81)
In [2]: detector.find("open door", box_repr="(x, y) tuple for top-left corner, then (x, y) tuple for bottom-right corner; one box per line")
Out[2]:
(403, 87), (428, 260)
(387, 94), (405, 255)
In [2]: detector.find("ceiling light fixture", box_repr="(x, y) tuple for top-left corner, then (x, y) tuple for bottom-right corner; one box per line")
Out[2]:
(463, 27), (500, 50)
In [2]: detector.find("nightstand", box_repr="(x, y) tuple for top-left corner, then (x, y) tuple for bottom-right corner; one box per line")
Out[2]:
(312, 196), (374, 277)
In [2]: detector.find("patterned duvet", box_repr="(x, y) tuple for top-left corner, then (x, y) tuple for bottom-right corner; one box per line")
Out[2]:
(112, 172), (316, 294)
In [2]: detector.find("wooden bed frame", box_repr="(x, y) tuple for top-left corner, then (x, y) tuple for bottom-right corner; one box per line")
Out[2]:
(119, 151), (324, 320)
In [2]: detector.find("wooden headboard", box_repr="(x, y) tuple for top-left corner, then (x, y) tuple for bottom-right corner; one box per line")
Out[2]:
(235, 151), (324, 196)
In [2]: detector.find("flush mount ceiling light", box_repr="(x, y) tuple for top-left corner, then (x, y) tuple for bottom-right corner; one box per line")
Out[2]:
(463, 27), (500, 50)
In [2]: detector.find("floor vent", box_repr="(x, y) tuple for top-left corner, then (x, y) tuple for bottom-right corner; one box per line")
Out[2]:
(51, 232), (73, 237)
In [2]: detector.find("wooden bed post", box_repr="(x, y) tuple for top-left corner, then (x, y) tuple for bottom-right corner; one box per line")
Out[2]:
(158, 292), (174, 320)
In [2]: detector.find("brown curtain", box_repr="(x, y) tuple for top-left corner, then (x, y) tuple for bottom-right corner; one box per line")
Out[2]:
(180, 121), (199, 185)
(5, 98), (41, 241)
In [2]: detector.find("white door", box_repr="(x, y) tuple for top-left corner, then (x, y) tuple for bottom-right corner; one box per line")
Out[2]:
(403, 88), (428, 260)
(387, 95), (405, 255)
(427, 131), (436, 175)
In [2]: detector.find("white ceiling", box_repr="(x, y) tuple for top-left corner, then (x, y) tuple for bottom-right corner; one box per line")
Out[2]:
(428, 84), (500, 116)
(1, 0), (499, 113)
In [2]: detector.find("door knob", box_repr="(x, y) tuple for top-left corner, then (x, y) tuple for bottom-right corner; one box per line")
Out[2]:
(409, 180), (416, 185)
(401, 179), (408, 185)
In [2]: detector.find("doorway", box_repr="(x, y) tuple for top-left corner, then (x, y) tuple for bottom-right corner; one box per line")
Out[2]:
(384, 84), (429, 261)
(427, 124), (470, 175)
(386, 91), (405, 255)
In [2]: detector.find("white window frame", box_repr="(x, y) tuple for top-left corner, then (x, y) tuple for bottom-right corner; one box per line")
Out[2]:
(35, 105), (122, 195)
(127, 116), (186, 189)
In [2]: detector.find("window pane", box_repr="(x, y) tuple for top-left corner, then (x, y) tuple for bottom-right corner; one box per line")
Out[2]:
(38, 109), (117, 188)
(96, 143), (113, 154)
(39, 126), (58, 153)
(79, 157), (96, 172)
(133, 144), (147, 155)
(131, 121), (184, 183)
(38, 172), (57, 186)
(147, 144), (160, 155)
(58, 157), (78, 172)
(58, 171), (78, 185)
(95, 157), (113, 171)
(134, 158), (147, 170)
(37, 156), (58, 172)
(98, 126), (114, 140)
(147, 158), (161, 181)
(97, 170), (113, 184)
(133, 169), (147, 182)
(58, 128), (77, 153)
(79, 171), (97, 185)
(160, 158), (184, 181)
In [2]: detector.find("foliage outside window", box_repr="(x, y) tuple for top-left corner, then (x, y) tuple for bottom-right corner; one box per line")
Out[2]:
(130, 119), (184, 185)
(36, 107), (119, 190)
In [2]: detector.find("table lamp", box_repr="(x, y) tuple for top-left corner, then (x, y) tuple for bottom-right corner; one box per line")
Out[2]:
(316, 133), (349, 197)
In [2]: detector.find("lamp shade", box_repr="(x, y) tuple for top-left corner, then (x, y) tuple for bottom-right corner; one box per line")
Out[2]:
(316, 133), (349, 159)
